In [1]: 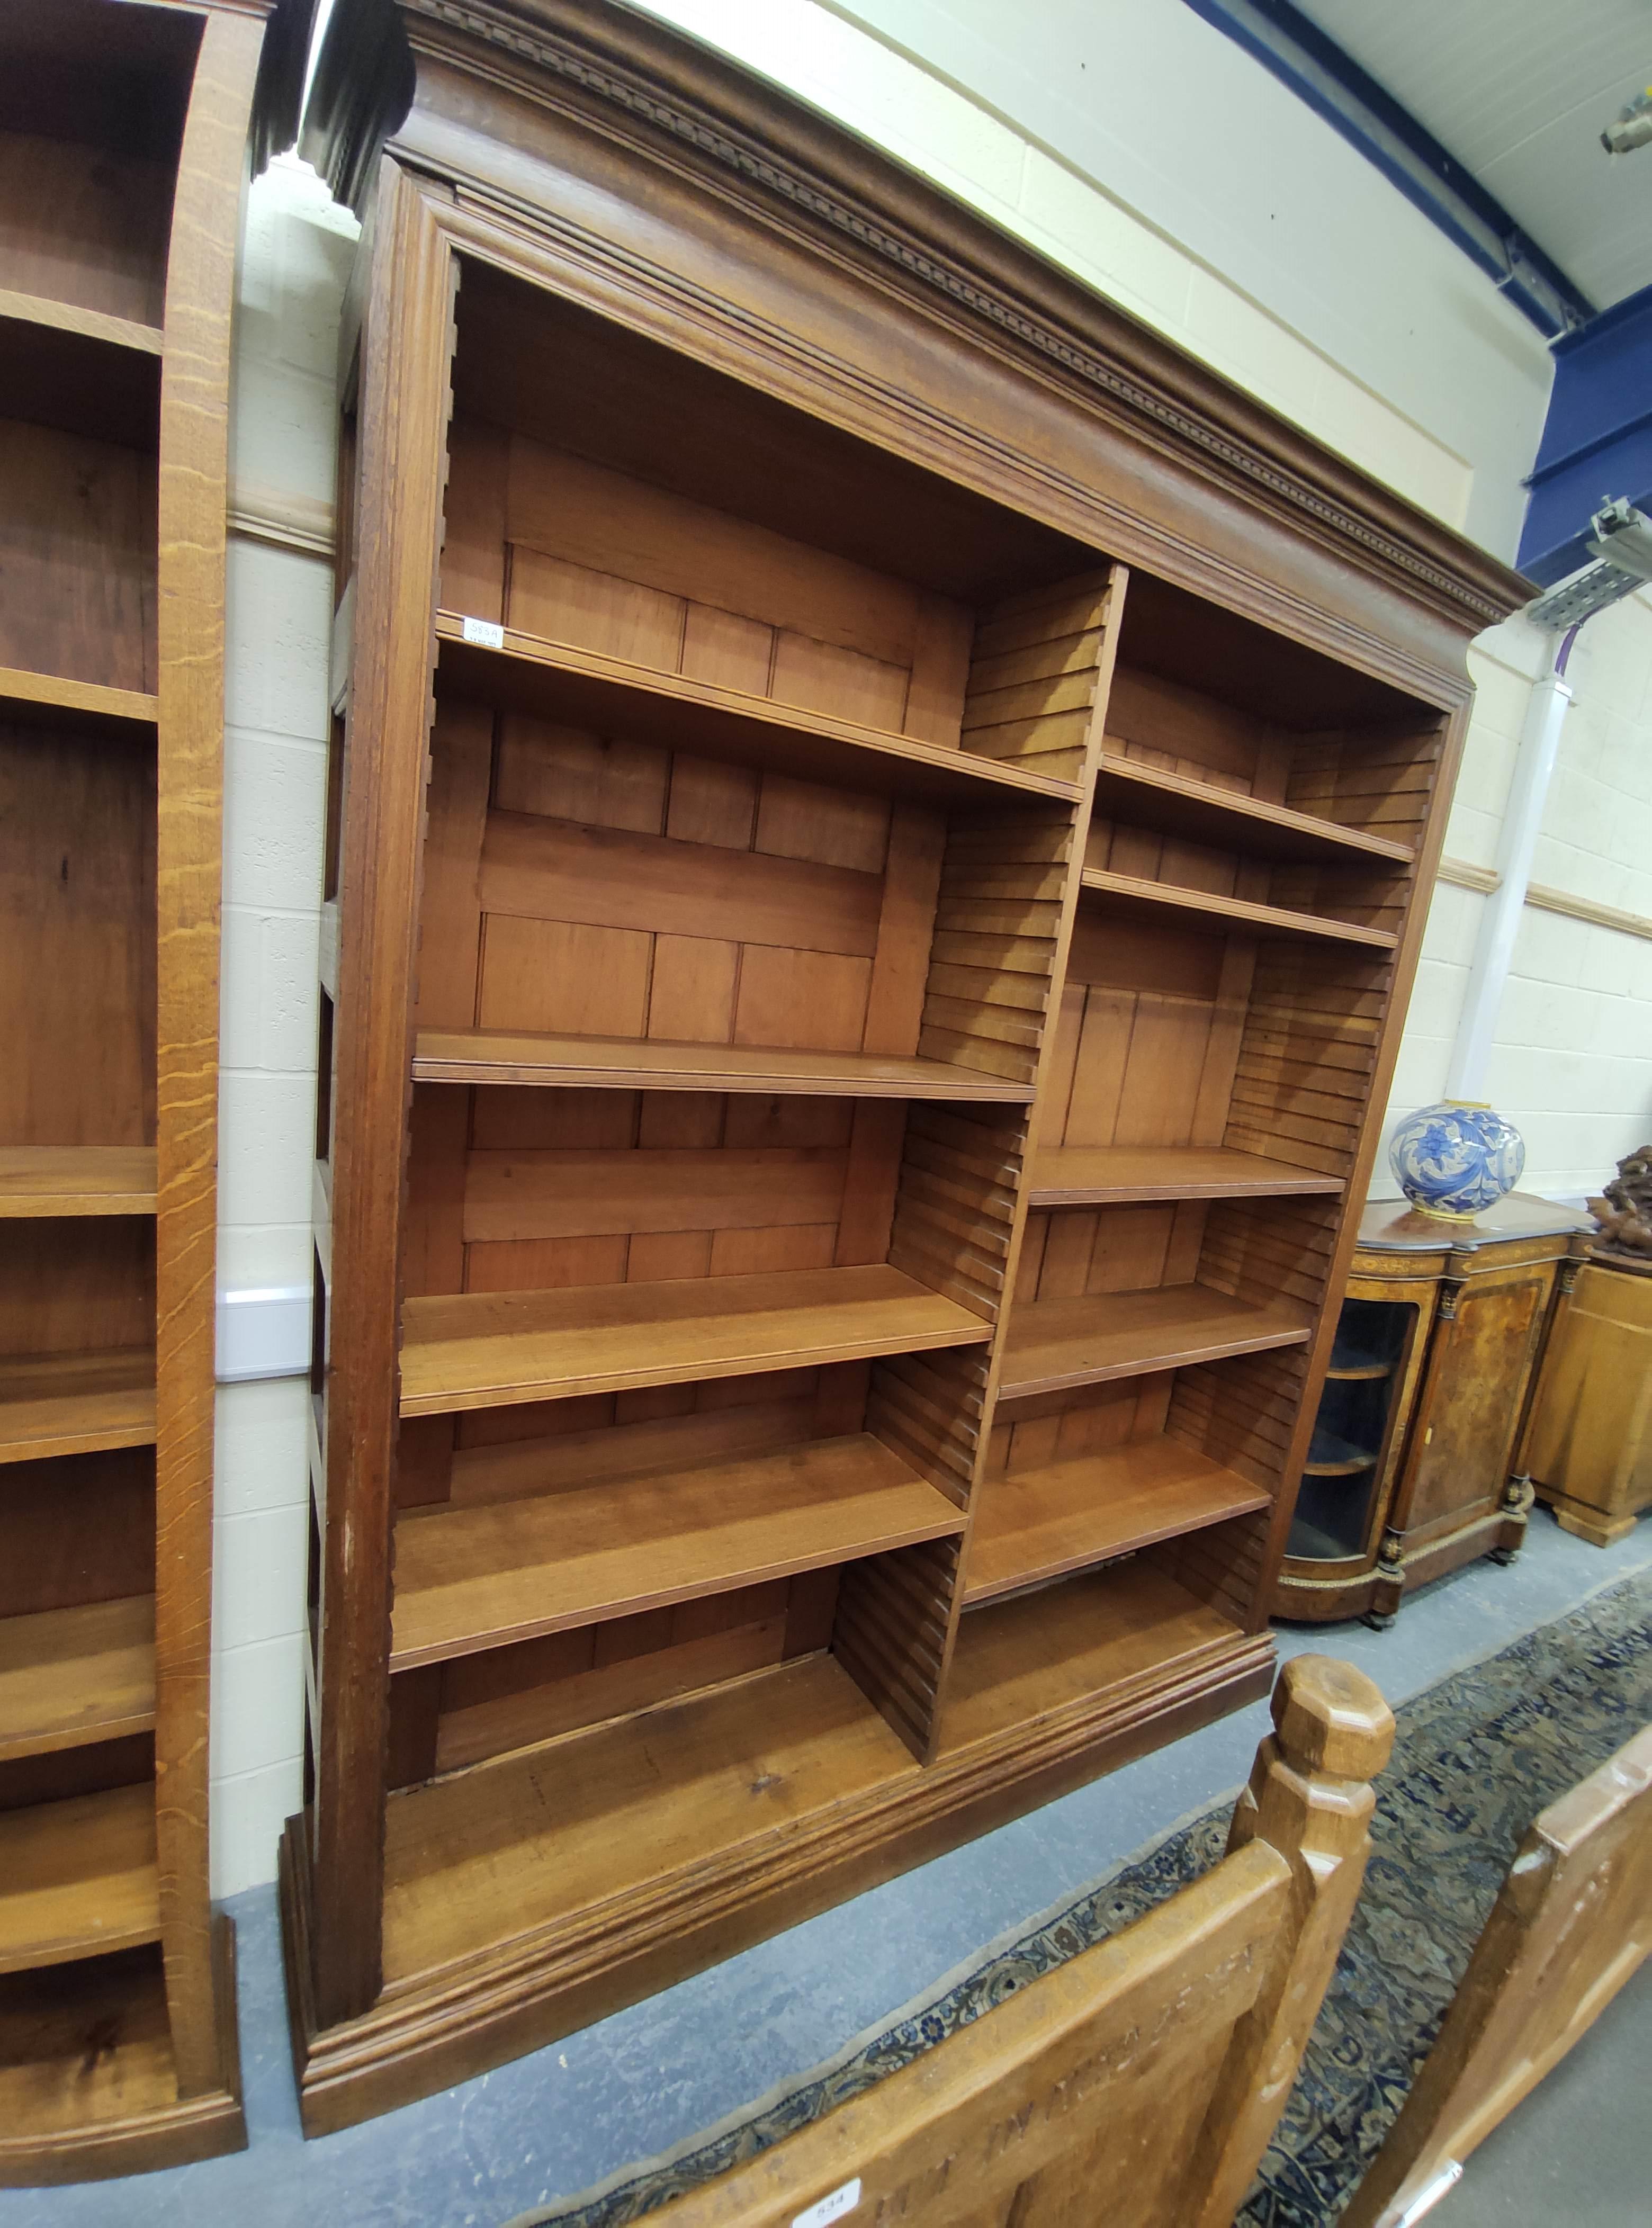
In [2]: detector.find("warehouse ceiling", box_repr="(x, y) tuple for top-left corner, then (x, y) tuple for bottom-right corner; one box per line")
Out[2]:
(1296, 0), (1652, 308)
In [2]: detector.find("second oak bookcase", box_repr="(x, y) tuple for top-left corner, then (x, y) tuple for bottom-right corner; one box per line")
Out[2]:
(286, 0), (1528, 2135)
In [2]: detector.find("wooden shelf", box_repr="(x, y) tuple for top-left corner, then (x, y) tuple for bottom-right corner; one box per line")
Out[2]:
(0, 1784), (159, 1974)
(0, 1351), (157, 1466)
(392, 1433), (964, 1670)
(434, 613), (1081, 807)
(412, 1028), (1034, 1103)
(0, 297), (163, 453)
(1304, 1427), (1377, 1477)
(964, 1437), (1269, 1605)
(0, 1147), (158, 1219)
(0, 665), (159, 731)
(999, 1283), (1314, 1402)
(1327, 1336), (1390, 1380)
(381, 1650), (918, 1984)
(0, 1949), (178, 2151)
(0, 1597), (156, 1761)
(0, 288), (164, 358)
(1091, 752), (1412, 865)
(941, 1562), (1244, 1753)
(401, 1265), (991, 1418)
(1080, 868), (1397, 950)
(1028, 1145), (1344, 1206)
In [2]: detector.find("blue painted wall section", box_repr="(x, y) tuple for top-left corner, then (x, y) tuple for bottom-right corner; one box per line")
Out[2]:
(1519, 284), (1652, 586)
(1183, 0), (1593, 339)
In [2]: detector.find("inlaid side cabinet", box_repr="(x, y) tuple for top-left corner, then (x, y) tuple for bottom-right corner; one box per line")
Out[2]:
(0, 0), (311, 2186)
(286, 0), (1527, 2134)
(1274, 1195), (1591, 1627)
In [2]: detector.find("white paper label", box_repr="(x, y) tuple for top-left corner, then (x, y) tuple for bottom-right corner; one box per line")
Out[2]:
(460, 615), (505, 649)
(792, 2180), (860, 2228)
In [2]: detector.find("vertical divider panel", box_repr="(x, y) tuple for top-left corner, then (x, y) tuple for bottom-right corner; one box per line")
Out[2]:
(846, 568), (1125, 1761)
(153, 4), (282, 2106)
(301, 167), (457, 2031)
(1241, 705), (1467, 1622)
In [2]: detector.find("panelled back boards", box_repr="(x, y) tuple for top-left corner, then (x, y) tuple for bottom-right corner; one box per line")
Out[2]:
(0, 0), (312, 2185)
(290, 0), (1528, 2134)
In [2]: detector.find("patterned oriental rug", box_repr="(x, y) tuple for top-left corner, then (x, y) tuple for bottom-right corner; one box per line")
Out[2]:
(517, 1573), (1652, 2228)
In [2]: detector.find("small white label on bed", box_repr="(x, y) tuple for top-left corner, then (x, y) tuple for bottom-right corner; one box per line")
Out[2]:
(461, 615), (505, 649)
(793, 2178), (860, 2228)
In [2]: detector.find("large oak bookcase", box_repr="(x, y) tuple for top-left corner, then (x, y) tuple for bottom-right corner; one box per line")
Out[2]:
(0, 0), (310, 2185)
(287, 0), (1528, 2135)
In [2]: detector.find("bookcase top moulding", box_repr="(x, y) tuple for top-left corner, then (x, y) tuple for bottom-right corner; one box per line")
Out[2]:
(303, 0), (1529, 688)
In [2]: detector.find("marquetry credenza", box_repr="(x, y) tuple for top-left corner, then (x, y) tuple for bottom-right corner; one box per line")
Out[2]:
(282, 0), (1528, 2133)
(1273, 1193), (1591, 1627)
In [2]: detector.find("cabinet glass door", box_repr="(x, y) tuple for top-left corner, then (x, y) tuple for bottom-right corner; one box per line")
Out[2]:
(1287, 1298), (1414, 1562)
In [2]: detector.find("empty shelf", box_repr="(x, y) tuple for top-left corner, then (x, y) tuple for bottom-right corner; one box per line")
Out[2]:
(942, 1562), (1244, 1754)
(1080, 867), (1397, 949)
(1091, 752), (1412, 865)
(0, 1351), (156, 1465)
(0, 1146), (157, 1218)
(1326, 1338), (1391, 1380)
(0, 1597), (156, 1761)
(381, 1651), (917, 1983)
(392, 1433), (964, 1669)
(1304, 1427), (1378, 1477)
(400, 1265), (991, 1417)
(964, 1437), (1269, 1604)
(1028, 1145), (1344, 1206)
(1000, 1283), (1314, 1400)
(0, 1948), (178, 2145)
(434, 613), (1080, 806)
(0, 288), (164, 357)
(413, 1028), (1032, 1102)
(0, 664), (158, 731)
(0, 1784), (159, 1974)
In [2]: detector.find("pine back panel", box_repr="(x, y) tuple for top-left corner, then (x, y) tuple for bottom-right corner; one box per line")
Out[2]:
(0, 719), (156, 1146)
(418, 703), (945, 1061)
(1040, 911), (1251, 1154)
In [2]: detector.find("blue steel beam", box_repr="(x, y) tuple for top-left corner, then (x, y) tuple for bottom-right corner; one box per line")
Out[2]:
(1182, 0), (1595, 338)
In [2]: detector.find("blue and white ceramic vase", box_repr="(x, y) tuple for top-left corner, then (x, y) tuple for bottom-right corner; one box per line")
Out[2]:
(1388, 1100), (1525, 1221)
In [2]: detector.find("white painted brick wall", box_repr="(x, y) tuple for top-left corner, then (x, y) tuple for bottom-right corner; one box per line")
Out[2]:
(211, 158), (355, 1899)
(633, 0), (1549, 549)
(1374, 599), (1652, 1207)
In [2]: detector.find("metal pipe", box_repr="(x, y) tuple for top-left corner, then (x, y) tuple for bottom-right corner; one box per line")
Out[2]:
(1443, 630), (1577, 1101)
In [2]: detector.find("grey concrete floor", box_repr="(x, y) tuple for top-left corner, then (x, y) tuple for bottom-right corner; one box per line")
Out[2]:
(1433, 1960), (1652, 2227)
(3, 1507), (1647, 2228)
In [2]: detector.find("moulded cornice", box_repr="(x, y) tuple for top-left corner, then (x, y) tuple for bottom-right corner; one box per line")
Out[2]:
(303, 0), (1530, 642)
